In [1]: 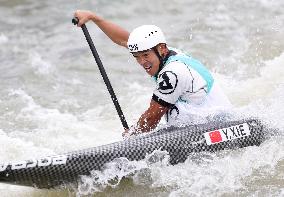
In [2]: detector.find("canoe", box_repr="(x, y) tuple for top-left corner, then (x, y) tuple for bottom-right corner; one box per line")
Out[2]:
(0, 118), (266, 188)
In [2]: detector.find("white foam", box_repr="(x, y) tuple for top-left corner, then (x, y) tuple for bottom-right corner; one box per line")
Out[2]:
(0, 33), (8, 44)
(74, 137), (284, 196)
(77, 150), (168, 196)
(7, 89), (122, 154)
(150, 139), (284, 196)
(216, 52), (284, 106)
(29, 52), (55, 75)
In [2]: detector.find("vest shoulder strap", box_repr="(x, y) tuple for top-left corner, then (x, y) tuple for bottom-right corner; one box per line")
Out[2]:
(165, 54), (214, 93)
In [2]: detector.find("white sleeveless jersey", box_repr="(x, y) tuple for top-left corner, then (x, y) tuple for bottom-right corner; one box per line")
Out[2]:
(152, 57), (232, 124)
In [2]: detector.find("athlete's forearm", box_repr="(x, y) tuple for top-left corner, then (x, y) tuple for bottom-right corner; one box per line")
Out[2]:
(74, 10), (129, 48)
(135, 100), (169, 133)
(135, 111), (160, 133)
(90, 14), (129, 48)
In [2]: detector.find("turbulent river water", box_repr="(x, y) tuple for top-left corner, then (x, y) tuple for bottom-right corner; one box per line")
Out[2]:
(0, 0), (283, 196)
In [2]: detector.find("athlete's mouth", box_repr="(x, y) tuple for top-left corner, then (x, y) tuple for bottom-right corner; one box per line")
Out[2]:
(143, 63), (153, 71)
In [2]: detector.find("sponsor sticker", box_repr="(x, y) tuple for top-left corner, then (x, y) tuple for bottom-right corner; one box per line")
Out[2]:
(128, 44), (138, 52)
(204, 123), (250, 145)
(0, 155), (68, 172)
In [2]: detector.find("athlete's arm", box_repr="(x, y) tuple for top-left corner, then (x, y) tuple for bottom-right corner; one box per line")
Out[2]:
(74, 10), (129, 48)
(135, 99), (169, 133)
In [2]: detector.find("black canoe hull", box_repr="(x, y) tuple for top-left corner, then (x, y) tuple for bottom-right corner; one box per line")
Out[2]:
(0, 119), (266, 188)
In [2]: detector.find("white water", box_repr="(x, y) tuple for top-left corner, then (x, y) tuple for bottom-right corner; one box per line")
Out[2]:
(0, 0), (283, 196)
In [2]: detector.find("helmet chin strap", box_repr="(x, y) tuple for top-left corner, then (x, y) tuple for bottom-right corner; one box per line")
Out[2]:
(152, 46), (165, 78)
(152, 46), (177, 79)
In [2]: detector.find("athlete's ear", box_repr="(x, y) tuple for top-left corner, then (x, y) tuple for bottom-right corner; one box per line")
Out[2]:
(159, 43), (167, 49)
(158, 44), (168, 57)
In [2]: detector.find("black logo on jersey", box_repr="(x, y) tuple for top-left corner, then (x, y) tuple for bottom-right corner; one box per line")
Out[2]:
(166, 105), (179, 122)
(157, 71), (178, 94)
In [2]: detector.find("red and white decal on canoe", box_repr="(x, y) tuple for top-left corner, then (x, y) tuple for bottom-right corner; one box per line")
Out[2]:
(204, 123), (250, 145)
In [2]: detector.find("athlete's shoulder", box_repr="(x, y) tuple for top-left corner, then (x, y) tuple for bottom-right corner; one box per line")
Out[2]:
(159, 61), (190, 82)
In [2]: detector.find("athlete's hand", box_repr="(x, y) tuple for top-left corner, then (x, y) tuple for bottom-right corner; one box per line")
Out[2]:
(122, 126), (138, 140)
(122, 129), (130, 139)
(74, 10), (96, 27)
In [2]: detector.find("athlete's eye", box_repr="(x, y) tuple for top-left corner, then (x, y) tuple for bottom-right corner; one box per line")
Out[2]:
(143, 53), (149, 58)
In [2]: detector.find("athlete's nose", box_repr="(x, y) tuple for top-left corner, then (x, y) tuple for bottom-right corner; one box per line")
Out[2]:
(137, 57), (147, 67)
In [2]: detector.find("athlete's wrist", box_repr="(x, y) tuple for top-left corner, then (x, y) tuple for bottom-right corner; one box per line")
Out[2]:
(122, 125), (141, 139)
(91, 13), (103, 23)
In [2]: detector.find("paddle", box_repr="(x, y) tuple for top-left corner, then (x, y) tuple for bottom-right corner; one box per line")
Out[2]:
(72, 17), (129, 130)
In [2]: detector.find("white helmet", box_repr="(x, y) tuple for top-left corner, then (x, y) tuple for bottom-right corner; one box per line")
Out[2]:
(127, 25), (166, 53)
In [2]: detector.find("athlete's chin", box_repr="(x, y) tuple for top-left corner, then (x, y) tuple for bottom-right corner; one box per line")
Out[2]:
(146, 71), (153, 76)
(146, 69), (157, 76)
(146, 68), (159, 76)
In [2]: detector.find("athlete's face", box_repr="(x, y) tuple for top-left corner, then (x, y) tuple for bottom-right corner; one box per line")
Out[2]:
(132, 49), (160, 76)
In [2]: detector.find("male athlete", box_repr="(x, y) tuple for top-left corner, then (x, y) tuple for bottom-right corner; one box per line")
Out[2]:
(74, 10), (232, 138)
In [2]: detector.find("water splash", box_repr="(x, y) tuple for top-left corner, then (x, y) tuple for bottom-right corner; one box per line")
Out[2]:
(77, 150), (169, 196)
